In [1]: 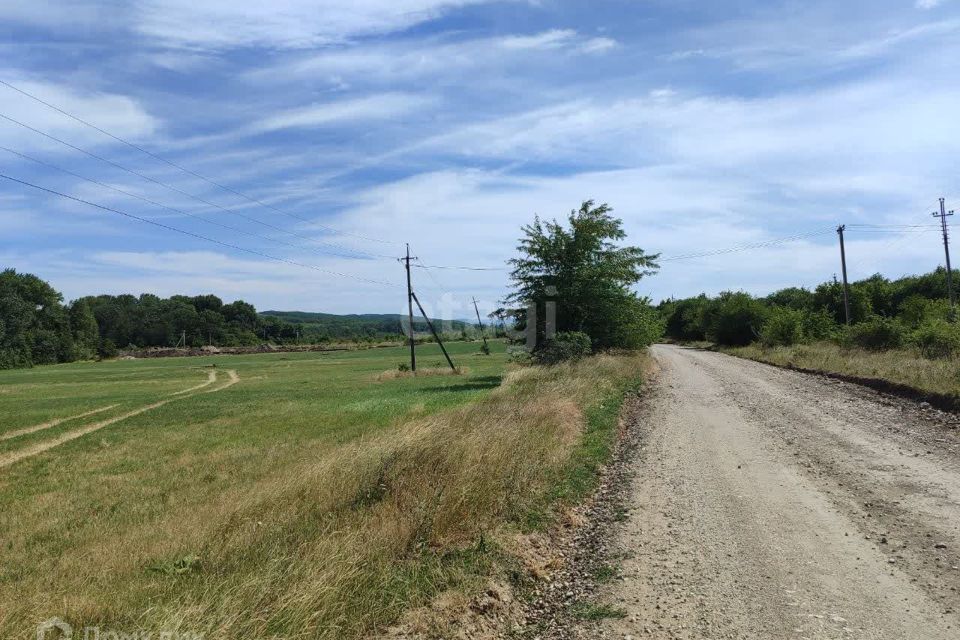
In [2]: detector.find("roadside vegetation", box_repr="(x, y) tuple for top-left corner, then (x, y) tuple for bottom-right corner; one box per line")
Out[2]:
(660, 267), (960, 396)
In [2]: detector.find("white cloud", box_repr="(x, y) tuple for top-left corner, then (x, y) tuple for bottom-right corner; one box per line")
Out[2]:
(241, 29), (620, 92)
(916, 0), (945, 9)
(0, 76), (159, 152)
(248, 93), (431, 134)
(133, 0), (508, 50)
(499, 29), (577, 50)
(579, 37), (618, 54)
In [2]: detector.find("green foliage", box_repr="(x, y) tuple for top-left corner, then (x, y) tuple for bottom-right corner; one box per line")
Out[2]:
(261, 310), (471, 342)
(664, 268), (960, 359)
(899, 295), (950, 329)
(766, 286), (815, 311)
(842, 317), (905, 351)
(532, 331), (593, 365)
(759, 307), (804, 347)
(506, 200), (660, 350)
(660, 295), (710, 342)
(0, 269), (73, 369)
(800, 309), (838, 342)
(910, 321), (960, 359)
(68, 299), (99, 360)
(813, 278), (872, 324)
(706, 292), (768, 346)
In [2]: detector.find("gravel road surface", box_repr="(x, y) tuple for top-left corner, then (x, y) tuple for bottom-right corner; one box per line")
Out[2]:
(576, 344), (960, 639)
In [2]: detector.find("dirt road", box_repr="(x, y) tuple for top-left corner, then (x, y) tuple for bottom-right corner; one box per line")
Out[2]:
(577, 345), (960, 639)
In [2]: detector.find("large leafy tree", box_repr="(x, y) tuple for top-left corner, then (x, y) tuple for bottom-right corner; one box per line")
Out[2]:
(506, 200), (660, 349)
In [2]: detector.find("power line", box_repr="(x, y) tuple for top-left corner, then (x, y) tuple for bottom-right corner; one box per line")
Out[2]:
(660, 229), (836, 262)
(0, 144), (385, 262)
(0, 111), (394, 261)
(0, 172), (396, 287)
(0, 78), (401, 246)
(414, 263), (508, 271)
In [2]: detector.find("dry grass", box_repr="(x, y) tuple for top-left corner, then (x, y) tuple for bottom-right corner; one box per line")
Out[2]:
(1, 351), (648, 639)
(726, 342), (960, 398)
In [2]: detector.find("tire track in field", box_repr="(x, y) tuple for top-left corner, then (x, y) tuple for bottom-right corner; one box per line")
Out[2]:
(172, 369), (217, 395)
(0, 369), (240, 470)
(0, 405), (117, 442)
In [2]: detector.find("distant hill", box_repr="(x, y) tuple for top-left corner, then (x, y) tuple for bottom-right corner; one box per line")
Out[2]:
(260, 311), (472, 340)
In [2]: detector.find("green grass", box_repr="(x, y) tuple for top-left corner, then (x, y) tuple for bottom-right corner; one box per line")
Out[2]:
(0, 342), (649, 639)
(569, 601), (627, 621)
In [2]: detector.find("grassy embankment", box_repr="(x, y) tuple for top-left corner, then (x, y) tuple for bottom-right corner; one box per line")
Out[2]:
(724, 342), (960, 399)
(0, 340), (648, 639)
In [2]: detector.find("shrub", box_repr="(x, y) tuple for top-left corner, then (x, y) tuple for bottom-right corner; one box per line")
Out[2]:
(801, 309), (838, 341)
(707, 292), (767, 346)
(842, 317), (905, 351)
(910, 321), (960, 359)
(759, 307), (804, 347)
(533, 331), (593, 365)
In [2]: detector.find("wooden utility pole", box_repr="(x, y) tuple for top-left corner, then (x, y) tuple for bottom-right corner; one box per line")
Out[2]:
(471, 296), (489, 351)
(402, 243), (417, 371)
(933, 198), (956, 310)
(837, 225), (851, 325)
(411, 292), (457, 371)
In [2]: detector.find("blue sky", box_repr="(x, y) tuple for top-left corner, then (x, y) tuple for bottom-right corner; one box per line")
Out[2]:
(2, 0), (959, 318)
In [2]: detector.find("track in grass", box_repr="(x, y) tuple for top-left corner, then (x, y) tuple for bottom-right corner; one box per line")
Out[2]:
(0, 404), (117, 442)
(0, 369), (240, 469)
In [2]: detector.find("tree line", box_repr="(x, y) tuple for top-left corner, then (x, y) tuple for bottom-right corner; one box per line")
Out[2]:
(0, 269), (412, 369)
(5, 199), (670, 370)
(660, 267), (960, 358)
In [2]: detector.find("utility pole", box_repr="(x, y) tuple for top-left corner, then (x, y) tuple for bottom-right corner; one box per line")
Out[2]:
(837, 225), (851, 325)
(471, 296), (489, 352)
(933, 198), (956, 310)
(402, 243), (417, 372)
(411, 291), (457, 371)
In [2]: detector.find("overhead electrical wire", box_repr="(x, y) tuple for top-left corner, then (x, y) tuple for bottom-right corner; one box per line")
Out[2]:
(0, 144), (388, 262)
(0, 112), (397, 261)
(659, 229), (837, 262)
(0, 78), (401, 246)
(0, 172), (397, 287)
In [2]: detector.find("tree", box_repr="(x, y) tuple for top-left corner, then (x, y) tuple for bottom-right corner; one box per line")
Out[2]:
(506, 200), (660, 350)
(706, 291), (768, 346)
(813, 277), (871, 324)
(0, 269), (75, 368)
(69, 299), (99, 360)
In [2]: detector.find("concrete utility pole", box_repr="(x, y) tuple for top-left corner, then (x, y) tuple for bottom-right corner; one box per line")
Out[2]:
(471, 296), (489, 352)
(837, 225), (852, 325)
(933, 198), (956, 310)
(402, 244), (417, 371)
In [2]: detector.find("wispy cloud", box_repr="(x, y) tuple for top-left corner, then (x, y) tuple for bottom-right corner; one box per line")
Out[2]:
(133, 0), (510, 50)
(247, 93), (431, 134)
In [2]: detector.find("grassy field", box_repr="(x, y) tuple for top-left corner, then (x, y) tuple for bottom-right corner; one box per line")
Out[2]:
(0, 340), (648, 639)
(725, 342), (960, 398)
